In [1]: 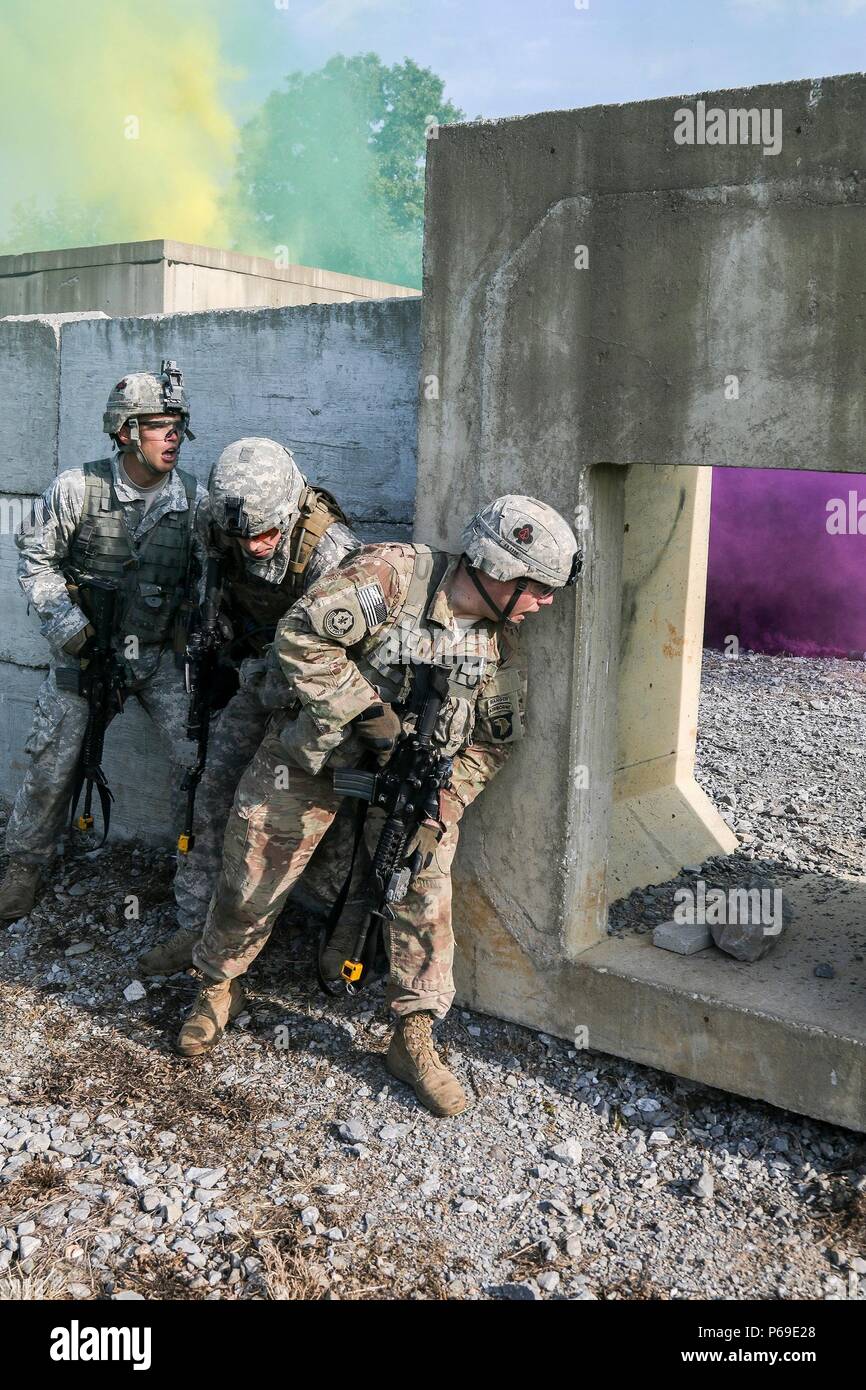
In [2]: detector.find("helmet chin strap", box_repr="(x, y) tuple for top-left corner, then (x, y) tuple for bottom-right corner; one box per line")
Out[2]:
(122, 418), (165, 480)
(466, 565), (527, 624)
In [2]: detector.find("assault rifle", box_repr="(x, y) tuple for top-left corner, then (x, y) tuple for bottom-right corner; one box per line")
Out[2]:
(177, 552), (225, 854)
(320, 667), (453, 994)
(68, 577), (126, 843)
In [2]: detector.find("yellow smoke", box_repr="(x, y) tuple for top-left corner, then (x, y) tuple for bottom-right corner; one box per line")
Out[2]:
(0, 0), (238, 249)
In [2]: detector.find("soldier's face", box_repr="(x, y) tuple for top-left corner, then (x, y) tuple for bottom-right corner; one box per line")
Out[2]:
(119, 413), (184, 473)
(238, 527), (281, 559)
(502, 580), (555, 622)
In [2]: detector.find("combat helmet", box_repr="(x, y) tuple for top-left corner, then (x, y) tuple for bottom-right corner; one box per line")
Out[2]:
(103, 360), (194, 448)
(208, 437), (305, 538)
(461, 494), (581, 622)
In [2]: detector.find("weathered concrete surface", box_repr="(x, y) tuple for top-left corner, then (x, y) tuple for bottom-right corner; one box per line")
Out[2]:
(0, 313), (107, 494)
(0, 660), (187, 843)
(418, 73), (866, 477)
(57, 300), (420, 527)
(416, 74), (866, 1128)
(0, 241), (419, 318)
(454, 871), (866, 1131)
(609, 463), (736, 898)
(0, 504), (52, 668)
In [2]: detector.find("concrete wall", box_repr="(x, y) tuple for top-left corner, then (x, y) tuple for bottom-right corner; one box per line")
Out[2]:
(0, 297), (421, 841)
(0, 241), (419, 319)
(415, 74), (866, 1128)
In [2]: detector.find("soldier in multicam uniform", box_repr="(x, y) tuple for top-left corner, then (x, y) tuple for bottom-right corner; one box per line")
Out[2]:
(175, 496), (580, 1118)
(0, 364), (206, 921)
(139, 437), (362, 974)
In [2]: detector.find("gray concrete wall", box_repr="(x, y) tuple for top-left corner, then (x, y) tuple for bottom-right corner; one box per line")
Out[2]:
(0, 297), (421, 841)
(0, 241), (419, 318)
(414, 67), (866, 1045)
(419, 72), (866, 476)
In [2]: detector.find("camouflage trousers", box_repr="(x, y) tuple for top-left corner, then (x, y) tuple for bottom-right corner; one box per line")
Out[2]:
(5, 651), (194, 866)
(194, 720), (463, 1019)
(173, 670), (356, 933)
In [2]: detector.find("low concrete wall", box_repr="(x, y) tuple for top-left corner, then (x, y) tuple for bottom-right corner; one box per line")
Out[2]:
(0, 298), (421, 838)
(0, 241), (419, 318)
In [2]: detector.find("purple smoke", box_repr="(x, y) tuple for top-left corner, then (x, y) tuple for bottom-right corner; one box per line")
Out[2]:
(704, 468), (866, 658)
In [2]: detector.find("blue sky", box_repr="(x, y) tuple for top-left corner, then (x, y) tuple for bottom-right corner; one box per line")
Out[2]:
(220, 0), (866, 122)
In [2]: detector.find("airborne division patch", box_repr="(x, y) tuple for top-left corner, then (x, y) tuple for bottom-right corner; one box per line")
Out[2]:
(356, 581), (388, 629)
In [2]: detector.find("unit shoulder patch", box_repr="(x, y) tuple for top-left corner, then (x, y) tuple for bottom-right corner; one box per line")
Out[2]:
(323, 607), (356, 638)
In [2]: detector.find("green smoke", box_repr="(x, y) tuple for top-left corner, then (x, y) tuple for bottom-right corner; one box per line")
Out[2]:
(222, 53), (463, 289)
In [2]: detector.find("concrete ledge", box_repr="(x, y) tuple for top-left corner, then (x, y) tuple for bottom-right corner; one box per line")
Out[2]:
(454, 871), (866, 1133)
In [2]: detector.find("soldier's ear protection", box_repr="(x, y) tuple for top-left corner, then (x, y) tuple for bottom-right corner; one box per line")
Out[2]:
(567, 550), (583, 585)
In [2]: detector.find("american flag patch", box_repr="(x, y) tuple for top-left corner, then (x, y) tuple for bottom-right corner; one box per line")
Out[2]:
(356, 581), (388, 629)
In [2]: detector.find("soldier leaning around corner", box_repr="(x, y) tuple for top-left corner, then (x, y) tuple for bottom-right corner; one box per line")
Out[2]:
(139, 437), (362, 974)
(174, 496), (580, 1119)
(0, 365), (206, 922)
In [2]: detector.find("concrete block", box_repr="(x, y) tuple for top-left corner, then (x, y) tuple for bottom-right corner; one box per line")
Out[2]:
(0, 662), (44, 804)
(415, 72), (866, 1129)
(454, 872), (865, 1131)
(56, 299), (420, 527)
(652, 919), (712, 955)
(0, 314), (106, 494)
(0, 240), (418, 318)
(0, 501), (50, 667)
(0, 659), (173, 845)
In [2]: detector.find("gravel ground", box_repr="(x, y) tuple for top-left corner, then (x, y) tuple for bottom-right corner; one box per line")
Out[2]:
(1, 650), (865, 1302)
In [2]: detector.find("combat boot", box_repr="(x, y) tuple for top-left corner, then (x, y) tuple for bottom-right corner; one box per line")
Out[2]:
(386, 1011), (468, 1117)
(175, 977), (245, 1058)
(139, 926), (198, 976)
(0, 860), (42, 923)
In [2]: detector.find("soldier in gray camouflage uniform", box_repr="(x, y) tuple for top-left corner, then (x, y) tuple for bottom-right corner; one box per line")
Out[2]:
(0, 364), (206, 922)
(176, 496), (580, 1118)
(139, 437), (361, 974)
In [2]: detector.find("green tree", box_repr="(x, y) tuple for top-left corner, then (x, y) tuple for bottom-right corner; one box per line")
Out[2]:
(225, 53), (464, 289)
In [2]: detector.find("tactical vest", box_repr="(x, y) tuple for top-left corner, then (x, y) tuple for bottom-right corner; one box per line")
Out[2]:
(66, 458), (197, 645)
(216, 485), (348, 654)
(353, 545), (501, 754)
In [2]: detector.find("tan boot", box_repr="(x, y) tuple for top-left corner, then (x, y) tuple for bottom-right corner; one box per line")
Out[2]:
(0, 861), (42, 923)
(386, 1012), (468, 1117)
(139, 926), (199, 976)
(175, 977), (245, 1058)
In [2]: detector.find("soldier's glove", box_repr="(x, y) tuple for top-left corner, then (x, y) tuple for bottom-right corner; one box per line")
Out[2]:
(62, 624), (96, 658)
(353, 702), (402, 754)
(405, 820), (445, 875)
